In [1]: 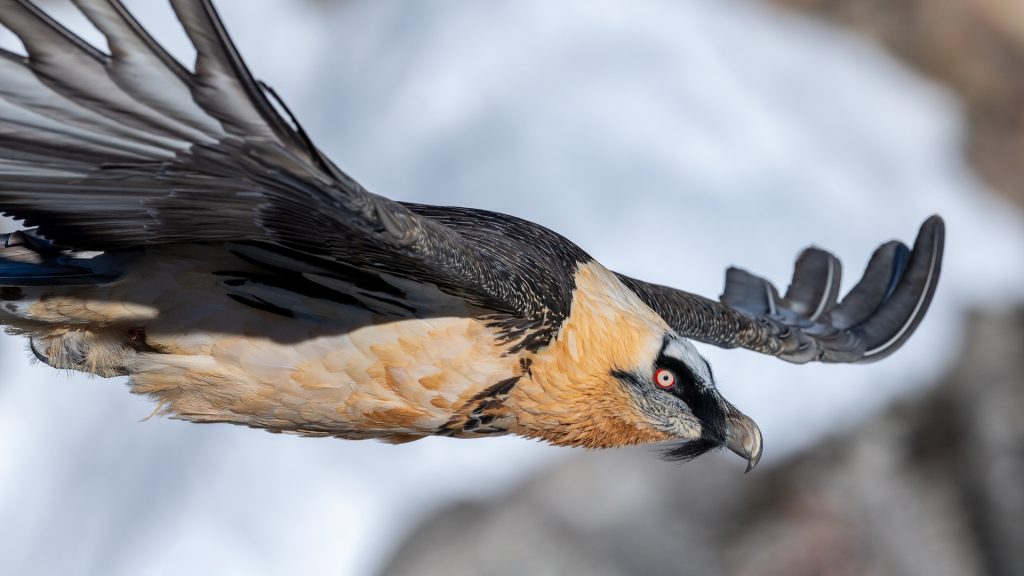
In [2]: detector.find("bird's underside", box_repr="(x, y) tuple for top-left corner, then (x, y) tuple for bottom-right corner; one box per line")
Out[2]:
(0, 236), (705, 448)
(0, 0), (945, 467)
(0, 240), (526, 443)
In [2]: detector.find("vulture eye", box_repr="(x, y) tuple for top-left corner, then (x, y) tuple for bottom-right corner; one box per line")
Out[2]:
(653, 368), (676, 389)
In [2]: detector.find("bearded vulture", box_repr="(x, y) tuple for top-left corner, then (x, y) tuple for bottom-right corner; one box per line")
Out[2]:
(0, 0), (944, 471)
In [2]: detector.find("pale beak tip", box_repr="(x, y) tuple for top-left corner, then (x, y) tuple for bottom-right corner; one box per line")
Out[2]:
(725, 411), (763, 474)
(744, 448), (762, 473)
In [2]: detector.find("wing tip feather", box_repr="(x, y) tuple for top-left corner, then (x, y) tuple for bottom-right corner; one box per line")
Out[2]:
(857, 214), (945, 362)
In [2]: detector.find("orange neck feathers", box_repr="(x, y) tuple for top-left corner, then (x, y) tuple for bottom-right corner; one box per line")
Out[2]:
(507, 262), (672, 448)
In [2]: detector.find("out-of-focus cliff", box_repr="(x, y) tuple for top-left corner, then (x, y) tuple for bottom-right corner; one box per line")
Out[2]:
(380, 309), (1024, 576)
(768, 0), (1024, 208)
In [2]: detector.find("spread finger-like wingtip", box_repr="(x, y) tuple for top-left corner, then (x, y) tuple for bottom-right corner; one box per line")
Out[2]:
(626, 215), (946, 366)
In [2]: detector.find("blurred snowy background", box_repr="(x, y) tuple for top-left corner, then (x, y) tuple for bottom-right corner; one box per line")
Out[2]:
(1, 0), (1023, 574)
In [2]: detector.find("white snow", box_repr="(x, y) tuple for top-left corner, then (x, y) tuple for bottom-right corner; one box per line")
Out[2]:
(1, 0), (1022, 574)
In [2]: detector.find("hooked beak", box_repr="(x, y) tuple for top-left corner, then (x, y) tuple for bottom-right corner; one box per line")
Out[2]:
(725, 409), (763, 473)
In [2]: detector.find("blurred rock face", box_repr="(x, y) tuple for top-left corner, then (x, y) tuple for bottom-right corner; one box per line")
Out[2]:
(767, 0), (1024, 208)
(380, 309), (1024, 576)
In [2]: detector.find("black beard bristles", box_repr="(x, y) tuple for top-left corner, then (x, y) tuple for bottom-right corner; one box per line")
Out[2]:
(659, 438), (723, 463)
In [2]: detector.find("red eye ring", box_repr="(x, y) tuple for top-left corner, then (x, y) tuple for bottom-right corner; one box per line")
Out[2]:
(653, 368), (676, 389)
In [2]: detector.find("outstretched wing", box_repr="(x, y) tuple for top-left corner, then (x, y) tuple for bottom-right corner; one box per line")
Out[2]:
(0, 0), (572, 330)
(620, 216), (945, 363)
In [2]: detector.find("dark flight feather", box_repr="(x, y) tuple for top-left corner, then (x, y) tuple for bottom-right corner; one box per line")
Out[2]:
(831, 241), (910, 329)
